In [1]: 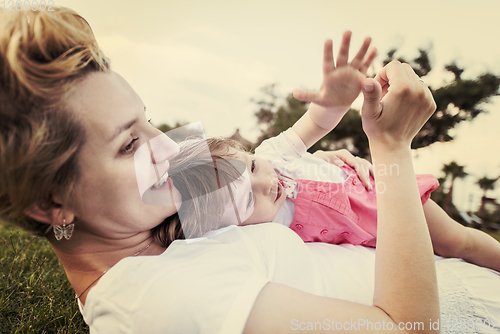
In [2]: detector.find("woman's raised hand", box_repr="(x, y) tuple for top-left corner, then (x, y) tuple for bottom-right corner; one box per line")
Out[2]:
(360, 61), (436, 150)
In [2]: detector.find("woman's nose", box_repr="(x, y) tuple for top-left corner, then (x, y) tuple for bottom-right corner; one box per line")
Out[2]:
(133, 132), (179, 200)
(147, 132), (180, 165)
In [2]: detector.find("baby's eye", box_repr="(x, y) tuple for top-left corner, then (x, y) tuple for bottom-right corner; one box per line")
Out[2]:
(147, 118), (153, 124)
(251, 159), (256, 173)
(247, 192), (254, 209)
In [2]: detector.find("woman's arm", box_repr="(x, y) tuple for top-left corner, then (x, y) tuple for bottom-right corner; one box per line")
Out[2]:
(244, 61), (439, 334)
(292, 31), (376, 149)
(361, 61), (439, 325)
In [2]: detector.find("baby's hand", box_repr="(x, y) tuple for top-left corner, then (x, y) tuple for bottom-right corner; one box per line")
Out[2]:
(312, 149), (373, 190)
(293, 31), (376, 111)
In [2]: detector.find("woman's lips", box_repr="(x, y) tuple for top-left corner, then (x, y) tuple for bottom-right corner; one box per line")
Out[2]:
(150, 170), (170, 190)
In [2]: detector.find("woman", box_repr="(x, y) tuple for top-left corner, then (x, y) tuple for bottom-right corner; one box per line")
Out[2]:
(0, 7), (498, 334)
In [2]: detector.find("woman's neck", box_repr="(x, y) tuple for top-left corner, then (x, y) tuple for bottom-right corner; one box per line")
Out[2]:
(49, 231), (167, 305)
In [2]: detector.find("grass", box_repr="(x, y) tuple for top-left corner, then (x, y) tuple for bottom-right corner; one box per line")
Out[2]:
(0, 223), (88, 334)
(1, 221), (499, 333)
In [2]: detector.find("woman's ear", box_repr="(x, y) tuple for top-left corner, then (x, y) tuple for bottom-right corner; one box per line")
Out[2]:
(23, 202), (75, 226)
(24, 203), (53, 224)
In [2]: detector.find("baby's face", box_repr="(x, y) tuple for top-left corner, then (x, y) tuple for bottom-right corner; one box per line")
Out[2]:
(230, 149), (287, 225)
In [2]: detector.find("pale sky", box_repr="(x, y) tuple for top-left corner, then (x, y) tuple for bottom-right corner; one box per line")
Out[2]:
(58, 0), (500, 212)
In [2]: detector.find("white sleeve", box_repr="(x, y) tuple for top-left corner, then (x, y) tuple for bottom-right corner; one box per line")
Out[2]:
(255, 128), (346, 182)
(254, 127), (306, 163)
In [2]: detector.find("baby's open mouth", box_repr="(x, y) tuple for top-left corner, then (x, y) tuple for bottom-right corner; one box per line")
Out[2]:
(275, 182), (282, 202)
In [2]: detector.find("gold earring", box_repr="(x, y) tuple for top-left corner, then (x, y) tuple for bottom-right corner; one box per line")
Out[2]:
(53, 218), (75, 241)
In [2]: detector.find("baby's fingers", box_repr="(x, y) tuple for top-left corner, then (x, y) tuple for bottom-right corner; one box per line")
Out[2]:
(350, 37), (372, 70)
(336, 31), (352, 67)
(352, 157), (374, 190)
(323, 39), (335, 75)
(358, 47), (377, 75)
(293, 89), (320, 104)
(335, 150), (374, 190)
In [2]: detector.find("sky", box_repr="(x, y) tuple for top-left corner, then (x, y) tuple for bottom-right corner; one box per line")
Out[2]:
(57, 0), (500, 212)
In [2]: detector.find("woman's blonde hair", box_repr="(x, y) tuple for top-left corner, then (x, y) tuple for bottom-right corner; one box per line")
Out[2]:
(152, 137), (247, 247)
(0, 8), (109, 235)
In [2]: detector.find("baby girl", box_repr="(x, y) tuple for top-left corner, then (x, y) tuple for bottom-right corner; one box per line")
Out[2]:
(171, 32), (500, 272)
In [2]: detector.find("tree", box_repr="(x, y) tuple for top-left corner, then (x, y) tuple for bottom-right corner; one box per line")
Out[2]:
(430, 176), (447, 208)
(154, 121), (205, 143)
(252, 85), (368, 155)
(382, 51), (500, 149)
(253, 49), (500, 158)
(441, 161), (468, 213)
(252, 85), (308, 144)
(477, 176), (498, 198)
(476, 176), (499, 218)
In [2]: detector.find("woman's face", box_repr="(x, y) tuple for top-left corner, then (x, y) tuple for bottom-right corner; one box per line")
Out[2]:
(66, 71), (181, 238)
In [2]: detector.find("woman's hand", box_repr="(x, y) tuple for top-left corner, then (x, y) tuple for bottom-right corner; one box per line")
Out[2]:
(360, 60), (436, 151)
(312, 149), (373, 190)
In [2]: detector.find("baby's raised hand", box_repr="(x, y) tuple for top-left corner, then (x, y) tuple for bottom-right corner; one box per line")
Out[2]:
(293, 31), (376, 111)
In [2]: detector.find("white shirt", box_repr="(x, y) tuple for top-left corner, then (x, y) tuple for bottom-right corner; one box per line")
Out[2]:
(79, 223), (500, 334)
(79, 224), (374, 333)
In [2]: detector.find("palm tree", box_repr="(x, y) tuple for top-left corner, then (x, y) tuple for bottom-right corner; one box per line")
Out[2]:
(477, 176), (499, 217)
(441, 161), (468, 213)
(477, 176), (498, 198)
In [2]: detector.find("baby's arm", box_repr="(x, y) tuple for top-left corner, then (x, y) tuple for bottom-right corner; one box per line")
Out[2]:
(292, 31), (376, 149)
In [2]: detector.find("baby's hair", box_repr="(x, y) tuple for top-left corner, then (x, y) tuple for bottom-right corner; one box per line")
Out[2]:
(151, 137), (248, 247)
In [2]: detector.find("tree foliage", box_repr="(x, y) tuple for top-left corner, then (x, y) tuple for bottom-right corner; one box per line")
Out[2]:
(253, 49), (500, 158)
(253, 88), (308, 144)
(477, 176), (499, 198)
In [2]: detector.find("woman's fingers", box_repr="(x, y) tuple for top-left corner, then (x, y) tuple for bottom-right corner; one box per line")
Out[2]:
(373, 60), (408, 98)
(400, 63), (436, 112)
(360, 78), (383, 117)
(361, 61), (436, 147)
(382, 60), (412, 89)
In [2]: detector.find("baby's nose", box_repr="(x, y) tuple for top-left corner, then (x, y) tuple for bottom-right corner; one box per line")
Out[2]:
(253, 175), (271, 195)
(264, 176), (279, 196)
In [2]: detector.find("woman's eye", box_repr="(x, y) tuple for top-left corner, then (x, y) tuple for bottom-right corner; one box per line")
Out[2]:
(251, 159), (256, 173)
(122, 138), (139, 154)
